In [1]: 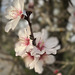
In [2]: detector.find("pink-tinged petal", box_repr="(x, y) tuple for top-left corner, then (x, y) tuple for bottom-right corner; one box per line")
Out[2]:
(44, 55), (55, 64)
(45, 37), (59, 48)
(5, 6), (18, 19)
(21, 53), (28, 58)
(24, 55), (33, 68)
(29, 58), (38, 69)
(31, 46), (45, 57)
(13, 0), (24, 11)
(34, 59), (44, 74)
(57, 73), (62, 75)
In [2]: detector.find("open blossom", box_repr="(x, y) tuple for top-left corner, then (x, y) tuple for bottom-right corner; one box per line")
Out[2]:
(24, 53), (55, 74)
(24, 29), (60, 74)
(5, 0), (24, 32)
(31, 29), (60, 56)
(15, 26), (33, 58)
(15, 28), (60, 74)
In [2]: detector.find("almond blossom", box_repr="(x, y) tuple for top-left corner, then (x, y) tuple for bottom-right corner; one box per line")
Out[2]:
(15, 28), (60, 74)
(24, 53), (55, 74)
(31, 29), (61, 56)
(5, 0), (24, 32)
(15, 26), (33, 58)
(23, 29), (60, 74)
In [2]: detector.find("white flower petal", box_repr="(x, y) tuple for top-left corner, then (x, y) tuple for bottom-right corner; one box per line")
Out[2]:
(34, 32), (41, 45)
(13, 0), (22, 10)
(34, 29), (48, 45)
(19, 0), (24, 11)
(45, 45), (60, 54)
(44, 55), (55, 64)
(11, 17), (20, 30)
(45, 37), (59, 48)
(18, 26), (31, 38)
(31, 46), (45, 57)
(41, 29), (48, 41)
(5, 17), (20, 32)
(13, 0), (24, 11)
(15, 42), (26, 56)
(5, 6), (15, 19)
(5, 20), (14, 32)
(24, 56), (33, 68)
(26, 45), (33, 52)
(29, 58), (38, 69)
(5, 15), (13, 20)
(34, 59), (44, 74)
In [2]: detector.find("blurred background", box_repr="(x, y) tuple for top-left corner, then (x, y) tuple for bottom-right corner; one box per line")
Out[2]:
(0, 0), (75, 75)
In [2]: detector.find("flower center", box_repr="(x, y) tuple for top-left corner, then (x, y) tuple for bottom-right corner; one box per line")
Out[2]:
(39, 53), (46, 59)
(10, 9), (22, 19)
(24, 38), (30, 46)
(37, 41), (44, 51)
(27, 52), (34, 59)
(20, 37), (30, 46)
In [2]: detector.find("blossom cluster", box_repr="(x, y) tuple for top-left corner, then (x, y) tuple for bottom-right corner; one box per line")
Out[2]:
(5, 0), (61, 74)
(15, 26), (60, 74)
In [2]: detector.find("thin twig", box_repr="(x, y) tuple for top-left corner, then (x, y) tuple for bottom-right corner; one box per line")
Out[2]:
(24, 11), (36, 46)
(55, 61), (75, 65)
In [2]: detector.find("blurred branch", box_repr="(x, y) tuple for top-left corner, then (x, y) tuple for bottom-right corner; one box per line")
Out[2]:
(55, 61), (75, 65)
(68, 67), (75, 75)
(41, 13), (53, 26)
(58, 45), (74, 53)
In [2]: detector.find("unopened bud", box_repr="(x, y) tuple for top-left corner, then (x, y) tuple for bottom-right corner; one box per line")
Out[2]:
(54, 70), (59, 74)
(57, 73), (62, 75)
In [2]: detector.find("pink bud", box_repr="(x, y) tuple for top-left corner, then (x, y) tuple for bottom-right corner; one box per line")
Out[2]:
(21, 14), (25, 19)
(28, 2), (34, 9)
(57, 73), (62, 75)
(54, 70), (59, 74)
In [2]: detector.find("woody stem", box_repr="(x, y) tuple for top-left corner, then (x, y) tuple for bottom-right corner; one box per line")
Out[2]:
(24, 14), (36, 46)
